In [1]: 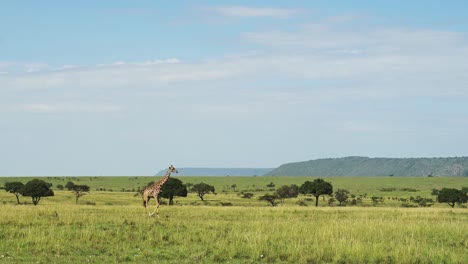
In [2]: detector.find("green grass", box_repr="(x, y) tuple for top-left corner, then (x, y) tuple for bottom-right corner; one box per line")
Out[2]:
(1, 176), (467, 263)
(2, 176), (467, 207)
(1, 175), (466, 195)
(0, 204), (467, 263)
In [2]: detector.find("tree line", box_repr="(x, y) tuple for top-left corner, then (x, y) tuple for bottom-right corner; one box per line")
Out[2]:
(134, 178), (215, 205)
(4, 178), (468, 208)
(257, 179), (468, 208)
(3, 178), (216, 206)
(4, 180), (89, 205)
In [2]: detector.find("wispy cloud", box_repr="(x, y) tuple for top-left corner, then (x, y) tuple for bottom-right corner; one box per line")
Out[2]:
(244, 24), (468, 53)
(0, 57), (242, 91)
(207, 6), (301, 18)
(2, 21), (468, 102)
(240, 23), (468, 97)
(0, 62), (49, 74)
(97, 58), (180, 67)
(2, 8), (468, 175)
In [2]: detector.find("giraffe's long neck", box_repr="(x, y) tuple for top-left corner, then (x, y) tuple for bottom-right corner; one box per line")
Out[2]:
(159, 168), (172, 185)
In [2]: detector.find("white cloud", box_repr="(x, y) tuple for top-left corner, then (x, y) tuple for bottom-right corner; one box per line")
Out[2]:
(1, 23), (468, 103)
(207, 6), (301, 18)
(324, 14), (366, 24)
(53, 64), (78, 71)
(244, 25), (467, 54)
(97, 58), (180, 67)
(2, 12), (468, 175)
(0, 62), (49, 74)
(241, 24), (468, 97)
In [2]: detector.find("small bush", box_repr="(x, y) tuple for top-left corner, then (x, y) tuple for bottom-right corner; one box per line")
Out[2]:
(296, 199), (308, 206)
(400, 188), (419, 192)
(379, 187), (396, 192)
(371, 196), (384, 206)
(401, 203), (418, 208)
(410, 196), (434, 207)
(239, 192), (254, 199)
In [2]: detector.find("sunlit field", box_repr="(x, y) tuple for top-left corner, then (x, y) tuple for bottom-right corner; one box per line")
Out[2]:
(2, 176), (467, 202)
(1, 176), (467, 263)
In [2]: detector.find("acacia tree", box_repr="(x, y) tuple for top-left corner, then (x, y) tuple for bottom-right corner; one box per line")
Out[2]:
(72, 185), (90, 205)
(160, 178), (188, 205)
(21, 179), (54, 206)
(335, 189), (350, 206)
(191, 182), (215, 201)
(437, 188), (468, 208)
(462, 187), (468, 196)
(276, 184), (299, 205)
(4, 181), (24, 204)
(299, 178), (333, 207)
(258, 194), (279, 206)
(65, 181), (75, 190)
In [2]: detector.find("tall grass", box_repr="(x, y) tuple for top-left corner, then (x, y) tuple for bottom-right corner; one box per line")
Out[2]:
(1, 176), (467, 263)
(0, 204), (467, 263)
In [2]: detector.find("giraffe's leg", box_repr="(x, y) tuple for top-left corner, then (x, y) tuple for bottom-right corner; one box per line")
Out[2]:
(143, 191), (149, 215)
(144, 198), (149, 215)
(149, 197), (159, 217)
(155, 198), (160, 217)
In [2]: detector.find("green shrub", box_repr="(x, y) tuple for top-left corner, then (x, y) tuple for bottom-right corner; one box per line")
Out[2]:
(379, 187), (396, 192)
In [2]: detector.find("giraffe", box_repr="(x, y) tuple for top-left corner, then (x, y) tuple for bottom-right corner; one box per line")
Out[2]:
(143, 165), (178, 216)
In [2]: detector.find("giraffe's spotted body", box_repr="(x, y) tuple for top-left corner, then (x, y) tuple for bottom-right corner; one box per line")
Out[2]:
(143, 165), (178, 216)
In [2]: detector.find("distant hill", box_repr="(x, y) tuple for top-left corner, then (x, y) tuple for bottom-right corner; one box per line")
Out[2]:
(156, 168), (274, 176)
(265, 156), (468, 177)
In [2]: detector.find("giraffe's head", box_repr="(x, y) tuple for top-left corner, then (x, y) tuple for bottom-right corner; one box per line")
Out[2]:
(169, 165), (178, 173)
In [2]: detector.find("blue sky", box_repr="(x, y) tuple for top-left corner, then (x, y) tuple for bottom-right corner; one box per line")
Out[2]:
(1, 1), (468, 176)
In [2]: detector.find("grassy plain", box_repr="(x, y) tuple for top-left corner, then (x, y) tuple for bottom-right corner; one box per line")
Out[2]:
(1, 175), (467, 199)
(0, 176), (467, 263)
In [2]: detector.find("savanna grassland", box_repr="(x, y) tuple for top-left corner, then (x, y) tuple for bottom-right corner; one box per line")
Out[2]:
(1, 176), (467, 263)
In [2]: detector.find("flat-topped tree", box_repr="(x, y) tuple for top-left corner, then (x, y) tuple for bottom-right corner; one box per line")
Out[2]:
(21, 179), (54, 206)
(299, 178), (333, 207)
(4, 181), (24, 204)
(65, 181), (75, 190)
(160, 178), (188, 205)
(276, 184), (299, 205)
(259, 194), (279, 206)
(72, 185), (90, 205)
(437, 188), (468, 208)
(191, 182), (215, 201)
